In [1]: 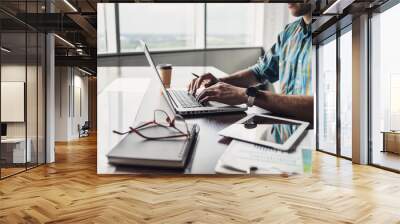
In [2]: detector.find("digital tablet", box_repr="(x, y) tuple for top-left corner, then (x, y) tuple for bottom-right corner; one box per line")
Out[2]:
(218, 114), (309, 151)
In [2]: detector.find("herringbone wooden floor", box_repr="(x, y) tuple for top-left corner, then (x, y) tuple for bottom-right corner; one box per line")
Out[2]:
(1, 134), (400, 224)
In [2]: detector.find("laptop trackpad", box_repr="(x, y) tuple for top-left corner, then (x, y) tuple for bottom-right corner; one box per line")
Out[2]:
(206, 101), (237, 108)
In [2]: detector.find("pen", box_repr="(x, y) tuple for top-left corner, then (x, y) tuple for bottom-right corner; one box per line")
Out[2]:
(191, 73), (199, 78)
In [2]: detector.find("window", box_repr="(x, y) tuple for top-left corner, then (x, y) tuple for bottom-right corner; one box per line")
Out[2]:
(118, 3), (204, 52)
(98, 4), (117, 54)
(98, 3), (265, 54)
(316, 28), (353, 159)
(317, 37), (337, 155)
(206, 4), (263, 48)
(390, 75), (400, 130)
(339, 29), (352, 158)
(370, 2), (400, 171)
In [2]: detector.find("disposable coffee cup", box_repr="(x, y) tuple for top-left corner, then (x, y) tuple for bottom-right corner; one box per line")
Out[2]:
(157, 64), (172, 88)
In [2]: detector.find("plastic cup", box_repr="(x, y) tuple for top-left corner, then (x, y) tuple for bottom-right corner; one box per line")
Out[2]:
(302, 148), (313, 174)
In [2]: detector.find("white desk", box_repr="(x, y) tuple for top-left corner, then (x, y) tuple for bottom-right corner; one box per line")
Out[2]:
(97, 66), (315, 174)
(1, 138), (31, 163)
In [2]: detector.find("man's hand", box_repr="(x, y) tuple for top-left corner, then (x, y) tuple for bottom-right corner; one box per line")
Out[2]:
(187, 73), (219, 95)
(196, 82), (247, 105)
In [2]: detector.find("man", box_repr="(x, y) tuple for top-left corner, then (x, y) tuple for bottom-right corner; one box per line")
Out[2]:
(188, 3), (313, 123)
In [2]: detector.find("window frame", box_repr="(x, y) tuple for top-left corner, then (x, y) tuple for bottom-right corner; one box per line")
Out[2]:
(314, 0), (400, 173)
(338, 25), (353, 159)
(315, 21), (353, 161)
(97, 3), (118, 54)
(97, 3), (265, 56)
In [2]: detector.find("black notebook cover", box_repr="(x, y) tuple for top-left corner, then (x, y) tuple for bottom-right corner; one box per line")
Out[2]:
(107, 123), (199, 169)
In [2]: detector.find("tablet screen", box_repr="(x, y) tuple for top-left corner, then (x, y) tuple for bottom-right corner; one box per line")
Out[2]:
(239, 115), (300, 145)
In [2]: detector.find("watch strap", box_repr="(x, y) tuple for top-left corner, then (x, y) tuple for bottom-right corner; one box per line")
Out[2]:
(247, 96), (255, 107)
(246, 86), (258, 107)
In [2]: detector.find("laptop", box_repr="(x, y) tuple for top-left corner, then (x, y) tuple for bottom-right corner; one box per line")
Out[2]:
(141, 41), (247, 116)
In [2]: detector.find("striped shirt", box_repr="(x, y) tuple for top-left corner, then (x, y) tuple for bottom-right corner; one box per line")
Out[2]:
(251, 18), (312, 96)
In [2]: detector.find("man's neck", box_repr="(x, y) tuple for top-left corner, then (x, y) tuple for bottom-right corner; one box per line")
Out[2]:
(303, 14), (312, 24)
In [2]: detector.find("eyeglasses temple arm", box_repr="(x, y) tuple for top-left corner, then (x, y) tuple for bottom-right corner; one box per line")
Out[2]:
(135, 121), (155, 129)
(112, 130), (130, 135)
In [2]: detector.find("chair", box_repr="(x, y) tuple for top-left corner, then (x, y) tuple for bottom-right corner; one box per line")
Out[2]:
(78, 121), (90, 138)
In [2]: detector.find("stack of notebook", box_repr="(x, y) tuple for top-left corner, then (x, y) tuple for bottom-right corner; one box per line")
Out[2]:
(107, 123), (199, 169)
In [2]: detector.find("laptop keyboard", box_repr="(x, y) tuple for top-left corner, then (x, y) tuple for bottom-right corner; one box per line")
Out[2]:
(170, 90), (203, 108)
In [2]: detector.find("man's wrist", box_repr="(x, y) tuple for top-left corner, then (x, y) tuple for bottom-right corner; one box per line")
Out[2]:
(218, 76), (227, 83)
(239, 88), (248, 105)
(245, 86), (259, 107)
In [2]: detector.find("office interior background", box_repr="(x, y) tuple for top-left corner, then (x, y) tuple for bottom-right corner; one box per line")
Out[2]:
(0, 0), (97, 179)
(0, 0), (400, 223)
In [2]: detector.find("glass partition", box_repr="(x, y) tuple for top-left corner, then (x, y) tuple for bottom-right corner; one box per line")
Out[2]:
(38, 32), (46, 165)
(0, 1), (46, 179)
(339, 29), (352, 158)
(27, 30), (38, 169)
(1, 31), (28, 177)
(317, 36), (337, 155)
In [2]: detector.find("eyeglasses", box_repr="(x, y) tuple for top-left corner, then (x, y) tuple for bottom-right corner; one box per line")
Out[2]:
(113, 110), (190, 140)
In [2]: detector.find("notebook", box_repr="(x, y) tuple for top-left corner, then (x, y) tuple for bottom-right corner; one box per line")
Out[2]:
(215, 140), (305, 175)
(107, 123), (199, 169)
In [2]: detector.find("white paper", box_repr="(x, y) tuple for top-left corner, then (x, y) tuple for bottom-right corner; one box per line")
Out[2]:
(216, 140), (303, 175)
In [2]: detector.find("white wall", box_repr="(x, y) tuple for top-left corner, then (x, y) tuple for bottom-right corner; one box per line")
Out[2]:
(72, 74), (89, 138)
(1, 65), (27, 139)
(55, 67), (89, 141)
(55, 66), (68, 141)
(1, 65), (41, 137)
(1, 64), (46, 163)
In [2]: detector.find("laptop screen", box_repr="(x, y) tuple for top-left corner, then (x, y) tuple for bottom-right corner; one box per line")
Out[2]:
(141, 41), (177, 115)
(141, 41), (168, 94)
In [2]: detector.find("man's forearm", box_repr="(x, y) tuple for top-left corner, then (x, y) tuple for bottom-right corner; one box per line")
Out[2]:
(254, 91), (314, 123)
(219, 69), (259, 88)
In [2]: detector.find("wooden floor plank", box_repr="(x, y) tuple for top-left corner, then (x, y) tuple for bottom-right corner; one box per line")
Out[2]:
(0, 134), (400, 223)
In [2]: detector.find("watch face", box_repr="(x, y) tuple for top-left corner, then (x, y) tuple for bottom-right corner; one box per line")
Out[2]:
(246, 87), (257, 97)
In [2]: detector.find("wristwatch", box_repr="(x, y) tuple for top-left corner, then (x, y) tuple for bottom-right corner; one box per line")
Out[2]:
(245, 86), (259, 107)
